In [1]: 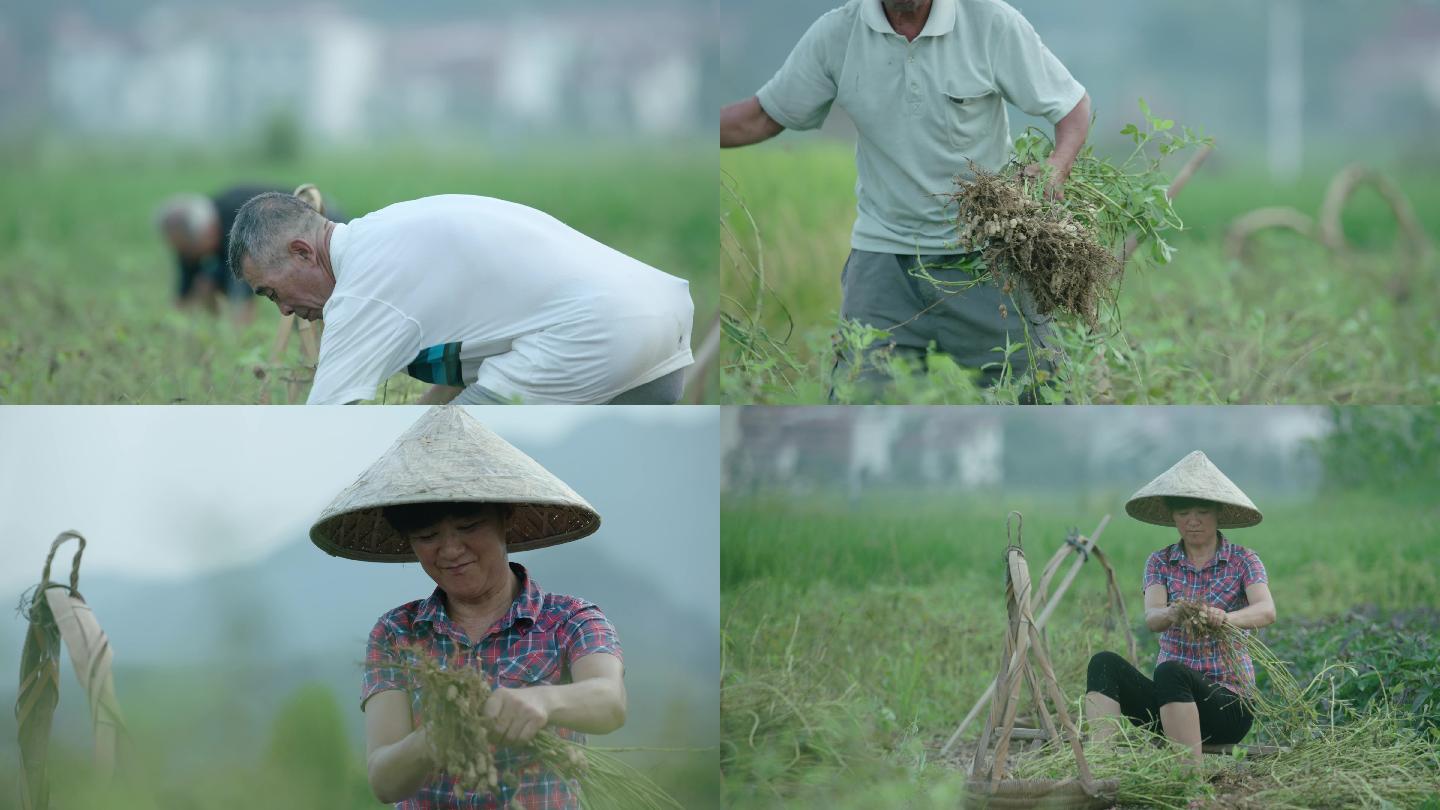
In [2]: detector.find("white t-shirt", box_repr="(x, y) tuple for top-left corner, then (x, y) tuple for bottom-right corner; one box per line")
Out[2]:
(306, 195), (694, 405)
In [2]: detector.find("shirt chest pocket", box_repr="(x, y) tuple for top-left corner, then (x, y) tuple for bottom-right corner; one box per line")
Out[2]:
(496, 650), (561, 688)
(941, 87), (997, 151)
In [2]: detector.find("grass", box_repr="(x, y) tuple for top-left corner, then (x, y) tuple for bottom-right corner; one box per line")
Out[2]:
(0, 142), (717, 403)
(720, 490), (1440, 807)
(720, 142), (1440, 404)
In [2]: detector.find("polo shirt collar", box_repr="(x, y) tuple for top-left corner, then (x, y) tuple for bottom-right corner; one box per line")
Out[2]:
(415, 561), (544, 636)
(1166, 531), (1232, 566)
(861, 0), (958, 38)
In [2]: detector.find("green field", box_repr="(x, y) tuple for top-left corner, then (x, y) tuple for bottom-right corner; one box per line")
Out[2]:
(721, 142), (1440, 404)
(0, 143), (717, 404)
(721, 489), (1440, 808)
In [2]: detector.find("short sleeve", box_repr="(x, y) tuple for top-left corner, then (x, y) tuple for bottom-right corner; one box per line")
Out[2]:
(1240, 550), (1268, 586)
(755, 11), (843, 131)
(989, 9), (1086, 124)
(560, 605), (623, 670)
(361, 619), (411, 709)
(307, 295), (423, 405)
(1142, 551), (1166, 595)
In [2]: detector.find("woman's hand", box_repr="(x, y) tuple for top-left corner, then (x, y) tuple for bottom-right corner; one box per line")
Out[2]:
(365, 689), (439, 803)
(483, 653), (627, 745)
(1200, 604), (1228, 629)
(485, 686), (552, 745)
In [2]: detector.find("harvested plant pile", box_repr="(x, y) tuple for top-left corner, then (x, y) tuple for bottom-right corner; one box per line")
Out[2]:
(1209, 703), (1440, 809)
(401, 647), (681, 810)
(1014, 601), (1440, 808)
(950, 165), (1119, 327)
(946, 101), (1212, 329)
(1010, 721), (1209, 810)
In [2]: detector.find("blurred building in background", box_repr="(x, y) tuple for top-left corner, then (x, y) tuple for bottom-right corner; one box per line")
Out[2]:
(27, 3), (704, 145)
(722, 407), (1328, 496)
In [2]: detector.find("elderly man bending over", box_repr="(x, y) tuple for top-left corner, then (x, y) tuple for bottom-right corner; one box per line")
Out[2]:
(229, 193), (695, 405)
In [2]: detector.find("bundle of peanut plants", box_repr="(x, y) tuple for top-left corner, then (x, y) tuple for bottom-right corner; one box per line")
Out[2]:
(397, 645), (682, 810)
(940, 100), (1213, 329)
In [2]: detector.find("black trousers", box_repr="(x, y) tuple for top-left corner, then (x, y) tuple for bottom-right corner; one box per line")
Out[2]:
(1085, 651), (1254, 745)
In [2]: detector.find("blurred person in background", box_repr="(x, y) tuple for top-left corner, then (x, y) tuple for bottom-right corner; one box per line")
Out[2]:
(310, 405), (625, 809)
(155, 184), (284, 321)
(228, 192), (695, 405)
(720, 0), (1091, 400)
(155, 184), (348, 323)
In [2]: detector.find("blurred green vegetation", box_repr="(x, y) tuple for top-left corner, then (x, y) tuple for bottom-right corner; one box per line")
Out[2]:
(0, 143), (716, 403)
(721, 142), (1440, 404)
(1314, 406), (1440, 492)
(2, 676), (714, 809)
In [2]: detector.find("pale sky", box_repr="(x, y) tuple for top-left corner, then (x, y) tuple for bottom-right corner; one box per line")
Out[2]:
(0, 406), (714, 595)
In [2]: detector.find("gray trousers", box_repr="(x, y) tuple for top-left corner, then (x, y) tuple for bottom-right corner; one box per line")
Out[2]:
(832, 249), (1056, 396)
(454, 367), (687, 405)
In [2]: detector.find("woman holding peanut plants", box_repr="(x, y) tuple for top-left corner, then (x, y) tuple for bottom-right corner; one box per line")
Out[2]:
(310, 404), (626, 809)
(1084, 450), (1277, 765)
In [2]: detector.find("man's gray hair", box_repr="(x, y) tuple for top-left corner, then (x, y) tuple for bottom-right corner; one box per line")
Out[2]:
(227, 192), (326, 280)
(154, 193), (217, 240)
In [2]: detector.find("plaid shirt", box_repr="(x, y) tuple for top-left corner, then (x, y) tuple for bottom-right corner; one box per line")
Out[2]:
(363, 562), (623, 810)
(1143, 533), (1268, 696)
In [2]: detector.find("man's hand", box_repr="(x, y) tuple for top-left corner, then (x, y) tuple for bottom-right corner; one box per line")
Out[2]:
(1021, 159), (1070, 202)
(418, 384), (463, 405)
(1026, 92), (1092, 203)
(484, 686), (552, 745)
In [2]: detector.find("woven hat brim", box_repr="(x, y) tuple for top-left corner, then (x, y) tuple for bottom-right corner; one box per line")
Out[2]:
(1124, 497), (1262, 529)
(307, 404), (601, 562)
(310, 497), (600, 562)
(1124, 451), (1263, 529)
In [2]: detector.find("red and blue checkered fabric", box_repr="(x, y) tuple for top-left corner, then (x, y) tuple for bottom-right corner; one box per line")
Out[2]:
(363, 562), (622, 809)
(1143, 533), (1268, 696)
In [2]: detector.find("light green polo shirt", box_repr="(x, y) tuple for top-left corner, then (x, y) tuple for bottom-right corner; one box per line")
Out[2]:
(756, 0), (1086, 255)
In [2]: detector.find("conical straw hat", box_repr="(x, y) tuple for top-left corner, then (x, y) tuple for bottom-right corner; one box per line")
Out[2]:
(310, 404), (600, 562)
(1124, 450), (1262, 529)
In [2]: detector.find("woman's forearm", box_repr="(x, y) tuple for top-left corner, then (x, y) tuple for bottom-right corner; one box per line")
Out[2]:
(1226, 602), (1276, 629)
(536, 678), (627, 735)
(368, 727), (435, 804)
(1144, 606), (1174, 633)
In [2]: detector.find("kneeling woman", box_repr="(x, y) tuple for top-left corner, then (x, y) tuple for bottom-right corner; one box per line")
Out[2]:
(1086, 451), (1276, 765)
(310, 405), (625, 809)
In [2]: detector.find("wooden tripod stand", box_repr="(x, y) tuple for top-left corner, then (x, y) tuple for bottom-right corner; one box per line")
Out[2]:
(961, 513), (1121, 809)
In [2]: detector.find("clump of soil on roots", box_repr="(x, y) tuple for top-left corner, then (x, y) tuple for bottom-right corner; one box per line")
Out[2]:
(948, 165), (1120, 328)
